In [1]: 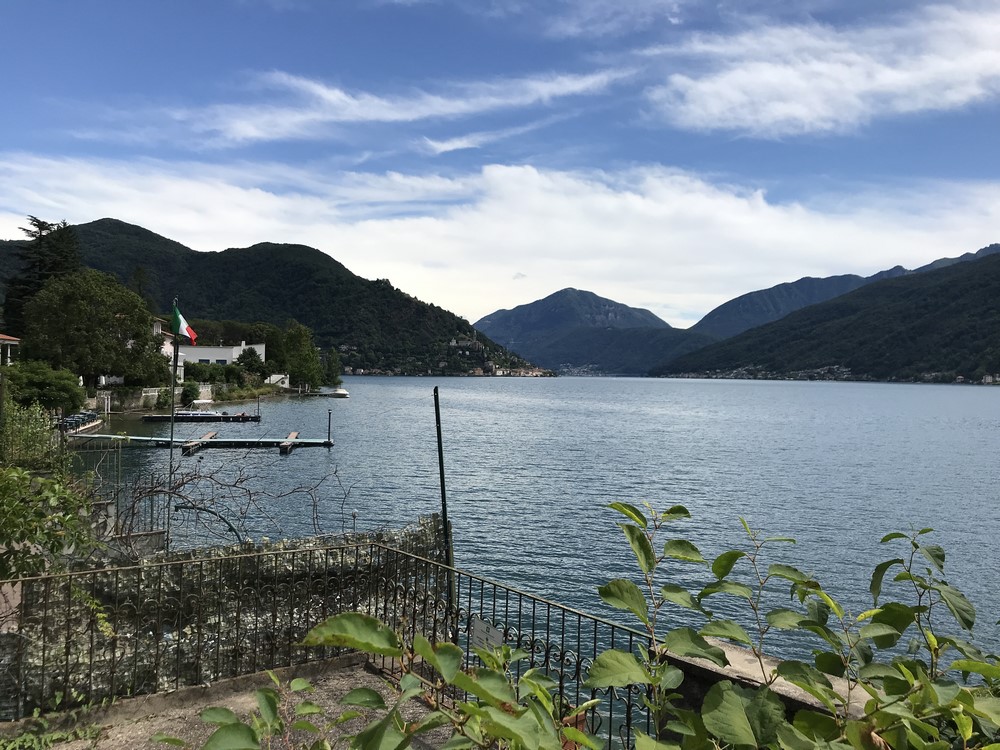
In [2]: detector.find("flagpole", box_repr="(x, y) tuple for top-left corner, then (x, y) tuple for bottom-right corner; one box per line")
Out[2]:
(166, 297), (180, 550)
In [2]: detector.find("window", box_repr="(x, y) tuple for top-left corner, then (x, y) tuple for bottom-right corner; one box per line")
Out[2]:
(216, 359), (227, 365)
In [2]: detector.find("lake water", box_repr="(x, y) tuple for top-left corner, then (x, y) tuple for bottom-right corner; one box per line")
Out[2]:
(110, 376), (1000, 655)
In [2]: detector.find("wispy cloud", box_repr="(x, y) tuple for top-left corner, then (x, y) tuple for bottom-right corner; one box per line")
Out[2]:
(641, 3), (1000, 137)
(165, 69), (630, 146)
(419, 116), (565, 155)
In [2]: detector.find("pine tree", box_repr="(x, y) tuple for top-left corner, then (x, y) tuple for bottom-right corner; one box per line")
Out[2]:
(3, 217), (82, 337)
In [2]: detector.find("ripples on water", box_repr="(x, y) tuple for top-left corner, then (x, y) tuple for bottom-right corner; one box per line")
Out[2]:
(112, 376), (1000, 655)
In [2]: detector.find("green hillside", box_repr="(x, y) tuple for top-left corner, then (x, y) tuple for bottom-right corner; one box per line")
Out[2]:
(16, 218), (530, 375)
(473, 288), (708, 373)
(655, 253), (1000, 382)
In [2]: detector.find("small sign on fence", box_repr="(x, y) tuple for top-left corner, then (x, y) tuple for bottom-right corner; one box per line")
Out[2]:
(469, 615), (504, 651)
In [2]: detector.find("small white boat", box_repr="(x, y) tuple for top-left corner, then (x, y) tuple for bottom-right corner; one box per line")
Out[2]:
(330, 388), (350, 398)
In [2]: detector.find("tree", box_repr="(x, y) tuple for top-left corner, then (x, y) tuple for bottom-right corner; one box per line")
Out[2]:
(284, 321), (323, 389)
(22, 270), (168, 388)
(321, 348), (343, 386)
(3, 217), (82, 337)
(235, 347), (267, 378)
(2, 360), (85, 413)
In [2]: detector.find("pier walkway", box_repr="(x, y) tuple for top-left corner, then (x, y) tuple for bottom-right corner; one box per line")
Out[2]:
(66, 433), (333, 453)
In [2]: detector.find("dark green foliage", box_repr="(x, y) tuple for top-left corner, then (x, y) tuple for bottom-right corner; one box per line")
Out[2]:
(22, 269), (168, 388)
(180, 380), (200, 406)
(235, 347), (267, 378)
(656, 252), (1000, 381)
(284, 321), (324, 389)
(3, 217), (82, 337)
(66, 219), (526, 374)
(2, 361), (85, 413)
(321, 348), (342, 386)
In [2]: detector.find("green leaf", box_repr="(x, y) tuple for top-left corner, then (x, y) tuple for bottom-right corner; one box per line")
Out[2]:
(776, 661), (840, 714)
(452, 669), (518, 708)
(699, 580), (753, 601)
(699, 619), (752, 646)
(917, 543), (946, 573)
(791, 710), (840, 741)
(950, 659), (1000, 680)
(660, 584), (705, 613)
(766, 608), (804, 630)
(857, 663), (902, 681)
(599, 579), (650, 625)
(702, 682), (784, 747)
(562, 727), (603, 750)
(870, 558), (903, 603)
(608, 502), (647, 529)
(201, 707), (241, 726)
(353, 714), (408, 750)
(583, 649), (651, 688)
(202, 724), (261, 750)
(413, 636), (464, 683)
(289, 678), (313, 692)
(291, 720), (321, 733)
(152, 734), (188, 747)
(933, 582), (976, 631)
(621, 524), (656, 574)
(662, 628), (729, 668)
(711, 550), (746, 579)
(768, 563), (810, 583)
(634, 729), (682, 750)
(859, 623), (900, 641)
(869, 602), (915, 648)
(663, 539), (706, 564)
(295, 701), (324, 716)
(342, 688), (387, 709)
(813, 651), (845, 678)
(301, 612), (402, 657)
(659, 505), (691, 522)
(880, 532), (908, 543)
(255, 689), (279, 724)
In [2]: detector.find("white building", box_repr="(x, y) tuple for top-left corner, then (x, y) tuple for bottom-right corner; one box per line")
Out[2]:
(179, 341), (266, 366)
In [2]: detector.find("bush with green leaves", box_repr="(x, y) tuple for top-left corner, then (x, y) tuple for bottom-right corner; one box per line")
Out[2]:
(585, 503), (1000, 750)
(158, 505), (1000, 750)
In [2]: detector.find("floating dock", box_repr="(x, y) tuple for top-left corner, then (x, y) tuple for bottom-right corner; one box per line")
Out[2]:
(67, 433), (332, 453)
(142, 413), (261, 423)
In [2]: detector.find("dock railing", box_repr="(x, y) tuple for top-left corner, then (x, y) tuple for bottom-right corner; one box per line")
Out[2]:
(1, 543), (653, 748)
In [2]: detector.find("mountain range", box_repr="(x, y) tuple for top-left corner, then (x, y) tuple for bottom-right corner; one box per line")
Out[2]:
(3, 217), (999, 381)
(474, 243), (1000, 380)
(0, 218), (531, 376)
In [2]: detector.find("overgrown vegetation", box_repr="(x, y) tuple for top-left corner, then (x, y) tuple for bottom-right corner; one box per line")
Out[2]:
(158, 505), (1000, 750)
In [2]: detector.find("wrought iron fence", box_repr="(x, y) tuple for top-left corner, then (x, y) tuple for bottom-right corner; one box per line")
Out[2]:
(0, 543), (652, 748)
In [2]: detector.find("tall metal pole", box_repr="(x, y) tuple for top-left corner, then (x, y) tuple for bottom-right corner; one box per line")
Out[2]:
(433, 387), (456, 622)
(166, 298), (180, 549)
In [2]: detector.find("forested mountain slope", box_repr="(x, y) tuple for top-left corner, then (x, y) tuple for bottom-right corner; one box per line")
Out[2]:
(24, 218), (528, 374)
(655, 253), (1000, 381)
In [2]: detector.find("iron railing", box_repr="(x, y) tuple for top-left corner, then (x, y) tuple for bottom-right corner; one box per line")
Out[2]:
(0, 543), (652, 748)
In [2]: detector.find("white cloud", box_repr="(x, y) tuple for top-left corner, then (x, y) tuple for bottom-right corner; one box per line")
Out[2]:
(643, 3), (1000, 136)
(167, 69), (630, 146)
(1, 153), (997, 327)
(419, 116), (565, 154)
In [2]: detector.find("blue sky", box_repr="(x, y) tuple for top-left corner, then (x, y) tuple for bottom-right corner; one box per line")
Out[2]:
(1, 0), (998, 326)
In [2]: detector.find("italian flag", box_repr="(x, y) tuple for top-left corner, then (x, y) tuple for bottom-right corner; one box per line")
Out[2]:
(172, 304), (198, 345)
